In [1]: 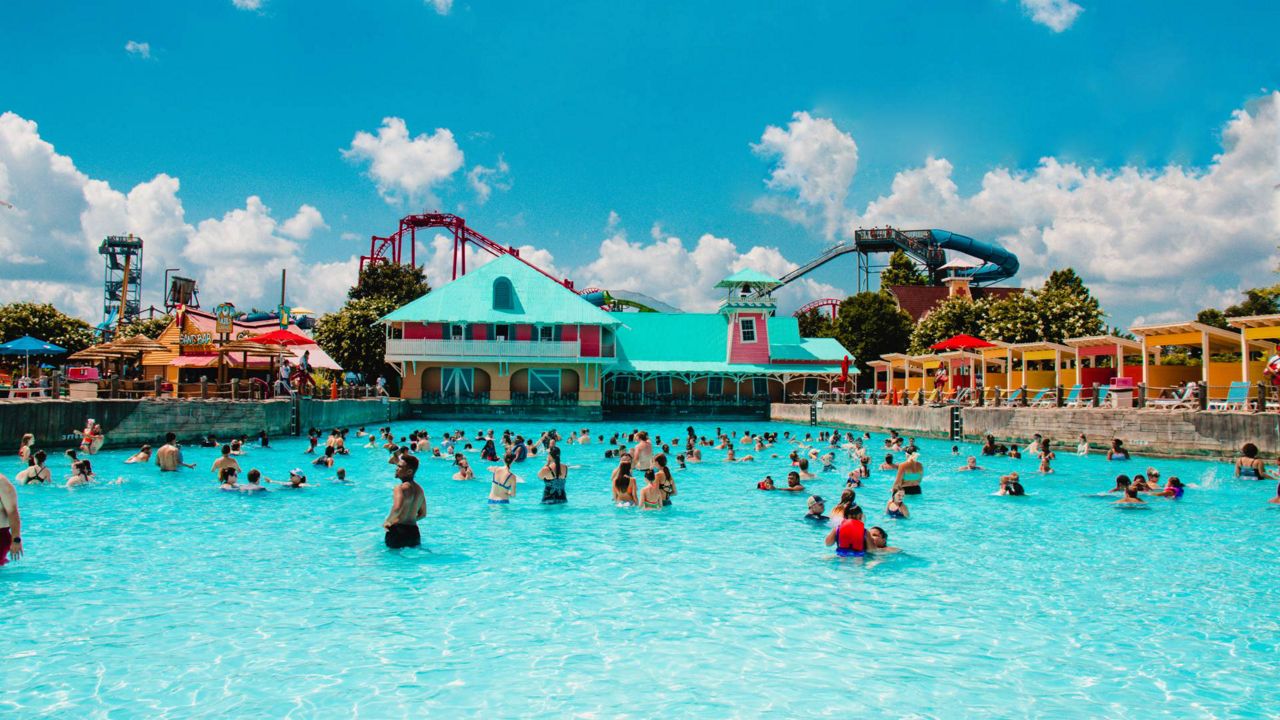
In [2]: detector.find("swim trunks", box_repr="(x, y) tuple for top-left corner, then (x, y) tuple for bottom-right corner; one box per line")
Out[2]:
(0, 528), (11, 566)
(901, 485), (922, 495)
(488, 499), (510, 504)
(384, 523), (421, 549)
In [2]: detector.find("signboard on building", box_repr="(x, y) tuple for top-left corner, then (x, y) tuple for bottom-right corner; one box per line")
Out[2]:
(214, 303), (236, 335)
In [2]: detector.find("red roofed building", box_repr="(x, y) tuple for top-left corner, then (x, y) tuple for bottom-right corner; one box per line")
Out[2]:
(885, 280), (1023, 322)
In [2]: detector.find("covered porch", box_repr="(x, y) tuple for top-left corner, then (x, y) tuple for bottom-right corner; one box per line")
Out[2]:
(1130, 321), (1270, 400)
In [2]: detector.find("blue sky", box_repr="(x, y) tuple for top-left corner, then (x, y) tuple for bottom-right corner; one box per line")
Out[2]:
(1, 0), (1277, 325)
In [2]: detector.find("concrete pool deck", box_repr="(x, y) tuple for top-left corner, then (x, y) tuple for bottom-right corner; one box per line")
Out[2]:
(772, 402), (1280, 459)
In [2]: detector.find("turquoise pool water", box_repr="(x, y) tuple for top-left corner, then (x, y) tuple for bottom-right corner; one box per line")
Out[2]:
(2, 420), (1278, 717)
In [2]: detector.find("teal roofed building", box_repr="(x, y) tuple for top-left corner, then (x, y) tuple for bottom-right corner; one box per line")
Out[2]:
(381, 256), (854, 415)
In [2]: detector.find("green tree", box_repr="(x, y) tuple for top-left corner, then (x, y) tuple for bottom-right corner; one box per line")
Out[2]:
(119, 315), (173, 339)
(0, 302), (96, 353)
(879, 250), (927, 287)
(313, 263), (431, 382)
(982, 292), (1041, 343)
(1196, 308), (1229, 330)
(1032, 271), (1104, 342)
(908, 295), (989, 353)
(1225, 287), (1280, 317)
(829, 292), (914, 376)
(796, 308), (834, 338)
(348, 261), (430, 306)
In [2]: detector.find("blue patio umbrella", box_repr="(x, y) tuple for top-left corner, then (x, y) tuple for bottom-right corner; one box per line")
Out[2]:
(0, 335), (67, 379)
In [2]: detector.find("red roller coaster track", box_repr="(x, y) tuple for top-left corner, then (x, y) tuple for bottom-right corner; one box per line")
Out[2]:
(794, 297), (842, 319)
(360, 212), (574, 290)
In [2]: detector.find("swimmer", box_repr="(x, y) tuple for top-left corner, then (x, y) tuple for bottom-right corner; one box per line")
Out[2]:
(638, 469), (664, 510)
(1008, 447), (1022, 460)
(1234, 443), (1270, 479)
(312, 445), (336, 467)
(125, 444), (152, 464)
(17, 433), (34, 463)
(1077, 434), (1089, 456)
(537, 446), (568, 505)
(845, 470), (862, 488)
(242, 469), (267, 492)
(0, 471), (22, 565)
(797, 459), (814, 480)
(611, 454), (638, 506)
(1107, 475), (1130, 493)
(219, 467), (239, 491)
(1115, 484), (1145, 505)
(1038, 449), (1055, 474)
(756, 475), (776, 491)
(284, 469), (309, 488)
(1154, 476), (1185, 499)
(383, 455), (425, 549)
(830, 488), (857, 522)
(654, 454), (676, 506)
(1107, 438), (1131, 461)
(334, 468), (349, 484)
(879, 454), (898, 471)
(998, 473), (1026, 496)
(804, 495), (829, 522)
(487, 451), (518, 504)
(211, 444), (241, 478)
(452, 455), (475, 481)
(16, 451), (51, 485)
(825, 504), (871, 557)
(885, 489), (910, 518)
(66, 460), (95, 488)
(957, 456), (982, 472)
(780, 471), (806, 493)
(819, 451), (835, 472)
(868, 526), (900, 553)
(893, 454), (924, 496)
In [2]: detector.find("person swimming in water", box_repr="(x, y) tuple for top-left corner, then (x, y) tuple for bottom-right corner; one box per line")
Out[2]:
(756, 475), (776, 491)
(1154, 476), (1185, 499)
(825, 504), (871, 557)
(452, 454), (475, 481)
(957, 456), (982, 472)
(1234, 443), (1270, 479)
(383, 455), (425, 548)
(1107, 438), (1131, 461)
(125, 445), (152, 464)
(219, 467), (239, 491)
(537, 446), (568, 505)
(1115, 484), (1145, 505)
(242, 469), (267, 493)
(998, 473), (1026, 496)
(868, 526), (900, 553)
(487, 451), (518, 504)
(804, 495), (829, 522)
(885, 489), (910, 518)
(780, 471), (805, 493)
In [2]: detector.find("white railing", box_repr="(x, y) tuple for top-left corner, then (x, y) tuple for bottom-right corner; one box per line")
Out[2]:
(387, 338), (607, 360)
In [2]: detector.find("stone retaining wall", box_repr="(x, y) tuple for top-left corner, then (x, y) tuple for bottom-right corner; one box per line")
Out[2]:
(772, 403), (1280, 459)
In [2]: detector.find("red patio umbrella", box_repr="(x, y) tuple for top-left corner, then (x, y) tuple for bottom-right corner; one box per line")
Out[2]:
(245, 329), (314, 346)
(930, 333), (996, 351)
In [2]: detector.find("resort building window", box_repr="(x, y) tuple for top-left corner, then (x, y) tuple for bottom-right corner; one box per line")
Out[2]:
(739, 317), (757, 343)
(492, 277), (515, 310)
(803, 378), (819, 394)
(539, 326), (555, 342)
(752, 378), (768, 396)
(656, 376), (672, 395)
(450, 324), (464, 341)
(707, 377), (723, 395)
(495, 324), (510, 341)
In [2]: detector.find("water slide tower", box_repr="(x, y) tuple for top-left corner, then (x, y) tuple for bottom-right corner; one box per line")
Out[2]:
(99, 234), (143, 337)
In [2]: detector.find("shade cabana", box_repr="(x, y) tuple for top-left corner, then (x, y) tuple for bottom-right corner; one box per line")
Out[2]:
(1063, 335), (1143, 388)
(1006, 341), (1075, 390)
(1225, 314), (1280, 384)
(978, 341), (1013, 390)
(879, 353), (910, 400)
(1129, 321), (1270, 399)
(866, 359), (890, 393)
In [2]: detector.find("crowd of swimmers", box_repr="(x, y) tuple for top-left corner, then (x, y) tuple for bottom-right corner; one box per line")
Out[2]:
(4, 418), (1280, 568)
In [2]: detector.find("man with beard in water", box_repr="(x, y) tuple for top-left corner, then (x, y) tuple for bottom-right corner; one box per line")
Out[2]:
(383, 455), (426, 549)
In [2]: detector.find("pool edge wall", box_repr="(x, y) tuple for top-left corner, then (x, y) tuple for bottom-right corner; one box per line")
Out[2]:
(771, 403), (1280, 459)
(0, 399), (408, 451)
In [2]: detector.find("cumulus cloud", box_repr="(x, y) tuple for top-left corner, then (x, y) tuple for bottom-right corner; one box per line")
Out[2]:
(466, 156), (511, 204)
(342, 117), (464, 205)
(232, 0), (263, 9)
(0, 111), (354, 320)
(1019, 0), (1083, 32)
(835, 92), (1280, 325)
(427, 0), (453, 15)
(752, 111), (858, 239)
(124, 41), (151, 59)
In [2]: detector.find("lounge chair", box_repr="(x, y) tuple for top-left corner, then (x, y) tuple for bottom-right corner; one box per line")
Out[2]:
(1148, 384), (1198, 409)
(948, 387), (972, 405)
(1004, 387), (1024, 406)
(1029, 388), (1054, 407)
(1094, 386), (1110, 407)
(1207, 381), (1252, 411)
(1062, 384), (1084, 408)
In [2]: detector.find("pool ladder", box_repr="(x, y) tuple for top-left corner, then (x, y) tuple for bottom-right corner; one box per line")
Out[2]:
(290, 395), (302, 436)
(949, 406), (963, 442)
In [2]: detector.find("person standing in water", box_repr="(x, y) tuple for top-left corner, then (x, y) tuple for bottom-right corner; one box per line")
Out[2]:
(0, 471), (23, 566)
(824, 504), (871, 557)
(383, 455), (425, 548)
(537, 446), (568, 504)
(638, 469), (665, 510)
(893, 453), (924, 495)
(631, 431), (654, 473)
(487, 451), (518, 504)
(16, 451), (51, 485)
(611, 452), (638, 506)
(156, 433), (195, 471)
(1234, 443), (1270, 479)
(654, 454), (676, 506)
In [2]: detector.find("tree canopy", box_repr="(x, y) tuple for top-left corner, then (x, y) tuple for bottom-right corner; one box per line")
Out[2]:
(909, 295), (989, 353)
(796, 308), (834, 339)
(314, 263), (431, 383)
(1197, 285), (1280, 329)
(0, 302), (96, 353)
(879, 250), (927, 287)
(119, 315), (173, 340)
(828, 292), (913, 376)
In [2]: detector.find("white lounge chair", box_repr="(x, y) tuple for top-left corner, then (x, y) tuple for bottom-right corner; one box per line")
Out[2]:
(1148, 384), (1198, 409)
(1207, 381), (1252, 411)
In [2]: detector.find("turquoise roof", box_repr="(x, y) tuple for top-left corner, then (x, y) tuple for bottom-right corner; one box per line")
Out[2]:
(715, 268), (781, 287)
(382, 255), (619, 326)
(609, 312), (855, 374)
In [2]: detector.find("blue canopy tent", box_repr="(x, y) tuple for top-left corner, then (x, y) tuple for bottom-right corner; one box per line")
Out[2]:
(0, 335), (67, 380)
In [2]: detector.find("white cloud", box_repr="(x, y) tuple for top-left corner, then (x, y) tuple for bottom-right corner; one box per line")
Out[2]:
(0, 111), (353, 320)
(837, 92), (1280, 325)
(752, 111), (858, 239)
(1019, 0), (1083, 32)
(427, 0), (453, 15)
(232, 0), (263, 9)
(341, 117), (464, 205)
(466, 156), (511, 204)
(280, 204), (327, 239)
(124, 41), (151, 60)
